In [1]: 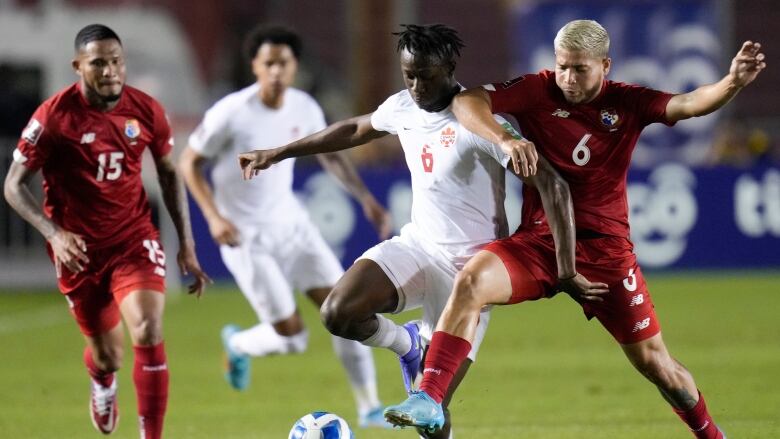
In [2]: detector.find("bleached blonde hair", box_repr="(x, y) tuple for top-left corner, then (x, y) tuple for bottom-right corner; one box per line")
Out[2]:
(554, 19), (610, 58)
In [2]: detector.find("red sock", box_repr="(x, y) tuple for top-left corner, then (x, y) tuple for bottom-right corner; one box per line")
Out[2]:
(673, 391), (723, 439)
(133, 343), (169, 439)
(419, 331), (472, 403)
(84, 347), (115, 388)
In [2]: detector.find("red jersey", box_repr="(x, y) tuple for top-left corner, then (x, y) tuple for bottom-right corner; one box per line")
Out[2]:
(488, 70), (674, 238)
(15, 83), (173, 248)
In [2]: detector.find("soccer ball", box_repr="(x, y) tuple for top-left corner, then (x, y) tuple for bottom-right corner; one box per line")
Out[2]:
(288, 411), (354, 439)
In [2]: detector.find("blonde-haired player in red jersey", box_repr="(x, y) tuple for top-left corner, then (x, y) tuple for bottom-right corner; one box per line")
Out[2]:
(4, 24), (210, 439)
(385, 19), (765, 438)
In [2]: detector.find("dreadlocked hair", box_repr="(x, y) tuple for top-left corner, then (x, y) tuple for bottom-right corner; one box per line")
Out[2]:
(393, 24), (464, 69)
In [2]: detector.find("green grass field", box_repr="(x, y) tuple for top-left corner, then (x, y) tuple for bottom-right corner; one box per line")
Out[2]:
(1, 271), (779, 438)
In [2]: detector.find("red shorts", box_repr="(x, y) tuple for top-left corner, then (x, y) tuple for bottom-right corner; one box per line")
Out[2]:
(484, 228), (660, 344)
(50, 234), (167, 336)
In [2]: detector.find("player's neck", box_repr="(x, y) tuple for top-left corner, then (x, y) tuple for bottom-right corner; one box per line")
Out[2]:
(80, 85), (120, 112)
(425, 83), (461, 113)
(260, 89), (285, 109)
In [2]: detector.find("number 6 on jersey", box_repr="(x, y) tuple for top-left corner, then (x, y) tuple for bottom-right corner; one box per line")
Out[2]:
(572, 134), (591, 166)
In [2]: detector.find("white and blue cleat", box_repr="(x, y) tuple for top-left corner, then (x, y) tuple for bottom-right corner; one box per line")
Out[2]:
(221, 324), (250, 391)
(399, 320), (423, 394)
(383, 390), (444, 433)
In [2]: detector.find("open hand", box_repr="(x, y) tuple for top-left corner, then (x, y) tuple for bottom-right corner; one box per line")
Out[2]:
(730, 41), (766, 88)
(500, 137), (538, 177)
(177, 247), (212, 297)
(556, 272), (609, 303)
(49, 228), (89, 274)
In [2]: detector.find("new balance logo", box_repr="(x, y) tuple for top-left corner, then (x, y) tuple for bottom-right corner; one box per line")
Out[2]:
(142, 364), (168, 372)
(629, 294), (644, 306)
(423, 367), (442, 376)
(552, 109), (570, 118)
(632, 317), (651, 333)
(81, 133), (96, 144)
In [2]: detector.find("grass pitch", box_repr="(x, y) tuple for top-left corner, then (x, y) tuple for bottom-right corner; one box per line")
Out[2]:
(1, 271), (778, 438)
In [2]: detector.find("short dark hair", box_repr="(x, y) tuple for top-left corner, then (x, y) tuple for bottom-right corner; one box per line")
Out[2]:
(393, 24), (464, 69)
(74, 24), (122, 51)
(243, 25), (302, 61)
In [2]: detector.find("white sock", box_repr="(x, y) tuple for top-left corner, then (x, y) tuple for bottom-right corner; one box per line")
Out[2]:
(283, 329), (309, 354)
(229, 323), (287, 357)
(361, 314), (411, 357)
(332, 336), (381, 415)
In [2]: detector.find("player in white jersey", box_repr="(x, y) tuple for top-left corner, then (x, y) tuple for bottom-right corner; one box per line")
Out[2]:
(178, 25), (393, 428)
(238, 24), (581, 438)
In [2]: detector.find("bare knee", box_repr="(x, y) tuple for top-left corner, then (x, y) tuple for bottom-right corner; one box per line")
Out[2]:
(452, 269), (486, 311)
(320, 288), (354, 337)
(129, 316), (163, 346)
(92, 345), (124, 372)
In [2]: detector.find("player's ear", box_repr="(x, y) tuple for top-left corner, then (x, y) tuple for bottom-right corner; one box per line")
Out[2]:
(71, 57), (81, 75)
(602, 57), (611, 76)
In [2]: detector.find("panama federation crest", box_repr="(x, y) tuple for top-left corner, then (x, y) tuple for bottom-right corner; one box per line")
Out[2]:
(600, 108), (620, 130)
(440, 126), (456, 147)
(124, 119), (141, 140)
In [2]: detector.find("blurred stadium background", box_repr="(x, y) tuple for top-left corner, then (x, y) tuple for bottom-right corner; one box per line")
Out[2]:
(1, 0), (778, 438)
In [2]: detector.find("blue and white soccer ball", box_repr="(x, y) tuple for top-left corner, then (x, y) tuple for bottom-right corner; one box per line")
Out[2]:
(288, 411), (354, 439)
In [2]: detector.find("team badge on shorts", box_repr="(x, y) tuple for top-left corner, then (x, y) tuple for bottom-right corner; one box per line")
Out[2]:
(440, 126), (456, 147)
(600, 108), (620, 131)
(124, 119), (141, 140)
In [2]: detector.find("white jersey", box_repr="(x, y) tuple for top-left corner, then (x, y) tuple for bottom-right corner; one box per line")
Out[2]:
(188, 84), (326, 226)
(370, 89), (512, 257)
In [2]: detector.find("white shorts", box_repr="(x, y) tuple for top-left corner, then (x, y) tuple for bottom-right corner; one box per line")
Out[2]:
(358, 224), (490, 361)
(220, 216), (343, 324)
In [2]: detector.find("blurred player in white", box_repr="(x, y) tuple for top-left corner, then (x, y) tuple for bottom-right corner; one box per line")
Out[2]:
(178, 25), (393, 428)
(239, 24), (596, 439)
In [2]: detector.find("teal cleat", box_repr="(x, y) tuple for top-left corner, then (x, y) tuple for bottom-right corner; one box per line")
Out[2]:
(221, 324), (250, 391)
(358, 406), (394, 429)
(383, 390), (444, 433)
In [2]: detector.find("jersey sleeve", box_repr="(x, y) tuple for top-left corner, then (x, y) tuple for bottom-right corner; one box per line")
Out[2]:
(483, 74), (543, 115)
(466, 115), (514, 169)
(149, 101), (173, 158)
(624, 84), (675, 127)
(187, 100), (232, 158)
(370, 93), (399, 135)
(14, 103), (56, 171)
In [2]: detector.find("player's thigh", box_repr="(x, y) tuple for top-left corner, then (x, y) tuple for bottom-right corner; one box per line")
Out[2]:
(62, 270), (123, 338)
(327, 259), (399, 316)
(221, 238), (297, 322)
(578, 250), (660, 345)
(117, 289), (165, 345)
(354, 233), (432, 314)
(280, 219), (344, 294)
(482, 231), (554, 304)
(454, 250), (515, 305)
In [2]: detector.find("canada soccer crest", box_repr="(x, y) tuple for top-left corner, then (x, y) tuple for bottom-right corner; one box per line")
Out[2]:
(600, 108), (620, 129)
(124, 119), (141, 139)
(440, 126), (456, 147)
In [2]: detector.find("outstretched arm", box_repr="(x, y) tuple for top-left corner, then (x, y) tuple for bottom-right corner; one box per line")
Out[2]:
(155, 153), (211, 296)
(453, 88), (538, 177)
(519, 156), (609, 302)
(238, 113), (387, 180)
(666, 41), (766, 122)
(4, 161), (89, 274)
(316, 152), (392, 240)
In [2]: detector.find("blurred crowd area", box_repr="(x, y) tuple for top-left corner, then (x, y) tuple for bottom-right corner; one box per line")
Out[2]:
(0, 0), (778, 169)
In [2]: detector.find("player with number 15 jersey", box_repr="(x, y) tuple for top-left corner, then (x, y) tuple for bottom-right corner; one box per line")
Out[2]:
(15, 82), (170, 251)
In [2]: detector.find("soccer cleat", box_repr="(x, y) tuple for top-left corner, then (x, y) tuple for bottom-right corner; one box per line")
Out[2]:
(89, 377), (119, 434)
(221, 324), (251, 391)
(383, 390), (444, 433)
(399, 320), (422, 393)
(358, 406), (394, 429)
